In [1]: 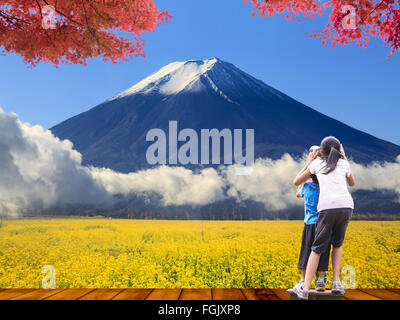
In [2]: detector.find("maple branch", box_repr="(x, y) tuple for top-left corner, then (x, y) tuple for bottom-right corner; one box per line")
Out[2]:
(82, 1), (91, 29)
(82, 1), (99, 42)
(0, 0), (170, 65)
(34, 0), (53, 43)
(361, 0), (386, 24)
(88, 2), (112, 23)
(41, 0), (83, 26)
(0, 10), (25, 30)
(0, 9), (27, 22)
(35, 0), (43, 20)
(81, 1), (112, 54)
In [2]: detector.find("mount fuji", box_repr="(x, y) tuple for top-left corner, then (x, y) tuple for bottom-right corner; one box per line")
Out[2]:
(51, 58), (400, 173)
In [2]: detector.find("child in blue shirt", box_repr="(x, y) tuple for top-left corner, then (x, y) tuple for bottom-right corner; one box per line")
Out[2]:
(294, 148), (331, 292)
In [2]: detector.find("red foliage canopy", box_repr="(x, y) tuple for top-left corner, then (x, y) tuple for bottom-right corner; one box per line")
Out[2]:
(0, 0), (170, 66)
(245, 0), (400, 55)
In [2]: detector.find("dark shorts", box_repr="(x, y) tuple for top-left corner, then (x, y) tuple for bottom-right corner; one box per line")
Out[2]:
(298, 223), (331, 271)
(311, 208), (353, 254)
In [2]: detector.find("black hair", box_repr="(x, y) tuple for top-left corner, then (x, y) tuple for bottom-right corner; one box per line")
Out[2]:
(310, 174), (319, 185)
(320, 136), (342, 174)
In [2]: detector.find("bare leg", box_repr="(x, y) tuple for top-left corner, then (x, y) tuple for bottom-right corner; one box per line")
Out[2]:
(318, 271), (326, 277)
(301, 269), (305, 278)
(302, 251), (321, 290)
(332, 246), (342, 282)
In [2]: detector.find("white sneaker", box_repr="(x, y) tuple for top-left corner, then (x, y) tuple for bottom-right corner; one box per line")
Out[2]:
(315, 277), (326, 292)
(292, 279), (304, 292)
(331, 281), (345, 295)
(293, 282), (309, 300)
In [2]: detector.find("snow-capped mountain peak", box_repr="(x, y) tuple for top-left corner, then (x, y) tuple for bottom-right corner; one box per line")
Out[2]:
(52, 57), (400, 174)
(111, 58), (221, 99)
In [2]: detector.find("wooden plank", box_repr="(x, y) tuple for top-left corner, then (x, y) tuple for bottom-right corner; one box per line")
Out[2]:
(112, 289), (153, 300)
(145, 289), (182, 300)
(78, 289), (124, 300)
(359, 289), (400, 300)
(343, 289), (380, 300)
(388, 289), (400, 295)
(286, 289), (343, 300)
(212, 289), (245, 300)
(241, 289), (279, 300)
(270, 289), (290, 300)
(0, 289), (37, 300)
(2, 288), (398, 301)
(45, 288), (96, 300)
(179, 289), (212, 300)
(12, 289), (66, 300)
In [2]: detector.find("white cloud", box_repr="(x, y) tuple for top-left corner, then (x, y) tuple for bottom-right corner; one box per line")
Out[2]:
(90, 166), (225, 206)
(350, 157), (400, 196)
(1, 109), (400, 216)
(0, 109), (112, 216)
(222, 155), (304, 210)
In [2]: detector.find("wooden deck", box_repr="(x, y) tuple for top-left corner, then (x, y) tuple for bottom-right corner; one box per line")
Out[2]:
(0, 288), (399, 300)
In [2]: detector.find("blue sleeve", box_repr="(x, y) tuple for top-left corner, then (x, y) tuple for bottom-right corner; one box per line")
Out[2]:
(300, 184), (307, 198)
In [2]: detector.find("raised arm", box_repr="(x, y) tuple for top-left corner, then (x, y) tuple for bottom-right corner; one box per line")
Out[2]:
(293, 150), (318, 186)
(340, 144), (355, 187)
(346, 172), (355, 187)
(296, 184), (303, 198)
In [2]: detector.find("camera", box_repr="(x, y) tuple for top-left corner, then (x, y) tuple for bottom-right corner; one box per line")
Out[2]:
(309, 145), (320, 157)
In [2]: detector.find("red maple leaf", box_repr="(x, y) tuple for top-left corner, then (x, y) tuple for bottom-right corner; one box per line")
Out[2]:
(244, 0), (400, 55)
(0, 0), (171, 66)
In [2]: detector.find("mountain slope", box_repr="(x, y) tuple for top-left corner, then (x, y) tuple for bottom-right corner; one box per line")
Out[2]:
(51, 58), (400, 173)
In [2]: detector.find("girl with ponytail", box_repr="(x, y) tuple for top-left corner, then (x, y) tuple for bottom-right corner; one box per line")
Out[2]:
(292, 136), (355, 300)
(320, 137), (343, 174)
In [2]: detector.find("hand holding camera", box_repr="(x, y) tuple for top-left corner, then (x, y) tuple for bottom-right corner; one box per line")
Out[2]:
(308, 145), (320, 162)
(340, 144), (347, 160)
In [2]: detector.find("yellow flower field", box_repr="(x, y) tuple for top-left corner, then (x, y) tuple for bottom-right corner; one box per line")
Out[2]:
(0, 218), (399, 288)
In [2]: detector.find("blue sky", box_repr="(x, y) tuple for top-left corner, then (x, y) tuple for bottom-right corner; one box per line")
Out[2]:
(0, 0), (399, 144)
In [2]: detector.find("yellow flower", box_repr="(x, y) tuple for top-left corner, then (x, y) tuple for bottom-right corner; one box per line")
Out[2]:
(0, 219), (399, 288)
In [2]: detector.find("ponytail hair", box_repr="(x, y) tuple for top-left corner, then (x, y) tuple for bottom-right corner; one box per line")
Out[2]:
(320, 136), (342, 174)
(310, 174), (319, 185)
